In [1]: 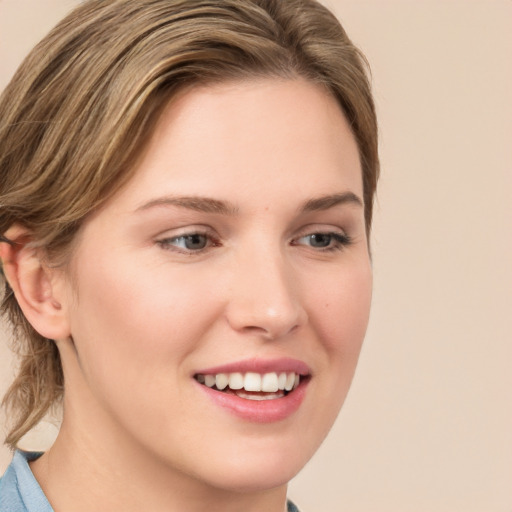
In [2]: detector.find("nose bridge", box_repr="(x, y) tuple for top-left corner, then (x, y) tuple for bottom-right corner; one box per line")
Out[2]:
(225, 238), (306, 339)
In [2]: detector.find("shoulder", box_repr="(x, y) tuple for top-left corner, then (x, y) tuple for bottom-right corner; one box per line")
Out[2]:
(0, 452), (25, 511)
(287, 498), (302, 512)
(0, 451), (53, 512)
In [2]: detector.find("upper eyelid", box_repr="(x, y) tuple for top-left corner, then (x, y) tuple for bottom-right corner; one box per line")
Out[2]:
(292, 223), (348, 237)
(156, 232), (219, 255)
(154, 224), (348, 240)
(292, 231), (351, 244)
(155, 225), (216, 238)
(157, 231), (218, 243)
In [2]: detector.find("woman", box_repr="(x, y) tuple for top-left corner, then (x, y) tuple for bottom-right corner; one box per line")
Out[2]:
(0, 0), (378, 510)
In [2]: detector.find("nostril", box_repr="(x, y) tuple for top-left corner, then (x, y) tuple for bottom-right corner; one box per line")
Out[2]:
(241, 322), (300, 340)
(242, 325), (267, 334)
(224, 276), (308, 339)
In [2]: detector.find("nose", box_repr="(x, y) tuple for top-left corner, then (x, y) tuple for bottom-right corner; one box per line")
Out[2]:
(224, 247), (308, 340)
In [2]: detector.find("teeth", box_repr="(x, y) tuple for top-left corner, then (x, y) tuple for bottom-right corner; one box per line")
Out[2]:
(204, 374), (216, 388)
(261, 372), (279, 392)
(278, 372), (287, 390)
(228, 372), (244, 390)
(197, 371), (302, 393)
(235, 391), (284, 401)
(215, 373), (229, 390)
(244, 372), (261, 391)
(284, 373), (295, 391)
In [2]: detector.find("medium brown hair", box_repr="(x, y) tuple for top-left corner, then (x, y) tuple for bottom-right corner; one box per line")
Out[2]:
(0, 0), (379, 448)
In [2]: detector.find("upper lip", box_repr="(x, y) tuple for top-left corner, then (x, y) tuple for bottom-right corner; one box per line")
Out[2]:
(194, 357), (311, 376)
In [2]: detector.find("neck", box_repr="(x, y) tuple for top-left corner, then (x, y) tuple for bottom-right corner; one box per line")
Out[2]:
(30, 341), (290, 511)
(31, 423), (288, 512)
(30, 379), (288, 512)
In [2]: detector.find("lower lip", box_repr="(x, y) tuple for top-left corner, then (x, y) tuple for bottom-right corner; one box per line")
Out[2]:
(196, 379), (309, 423)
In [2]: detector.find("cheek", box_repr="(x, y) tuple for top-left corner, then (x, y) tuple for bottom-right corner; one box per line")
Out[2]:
(306, 259), (371, 418)
(63, 258), (225, 446)
(288, 261), (372, 463)
(308, 260), (373, 357)
(66, 254), (220, 390)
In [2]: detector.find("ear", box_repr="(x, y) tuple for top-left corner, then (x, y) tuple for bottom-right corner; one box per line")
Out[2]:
(0, 225), (71, 340)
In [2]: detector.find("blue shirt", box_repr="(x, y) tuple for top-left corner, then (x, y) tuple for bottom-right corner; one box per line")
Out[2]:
(0, 451), (301, 511)
(0, 451), (51, 512)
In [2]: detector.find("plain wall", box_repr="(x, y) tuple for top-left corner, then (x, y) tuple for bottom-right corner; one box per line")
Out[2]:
(1, 1), (511, 511)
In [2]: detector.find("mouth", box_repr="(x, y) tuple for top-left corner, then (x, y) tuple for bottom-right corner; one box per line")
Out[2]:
(194, 371), (304, 401)
(193, 358), (311, 422)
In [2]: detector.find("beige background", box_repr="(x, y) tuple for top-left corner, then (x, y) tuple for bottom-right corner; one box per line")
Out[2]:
(1, 1), (511, 510)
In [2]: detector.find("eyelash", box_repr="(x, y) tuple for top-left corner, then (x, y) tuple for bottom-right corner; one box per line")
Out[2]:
(291, 231), (353, 252)
(156, 230), (353, 255)
(156, 231), (219, 254)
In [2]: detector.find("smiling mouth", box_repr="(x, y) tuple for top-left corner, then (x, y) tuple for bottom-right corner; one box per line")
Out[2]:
(194, 371), (305, 401)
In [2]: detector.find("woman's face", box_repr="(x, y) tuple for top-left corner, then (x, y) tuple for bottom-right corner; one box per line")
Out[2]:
(56, 78), (372, 491)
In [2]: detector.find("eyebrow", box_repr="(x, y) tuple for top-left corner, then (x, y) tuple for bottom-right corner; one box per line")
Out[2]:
(135, 191), (362, 216)
(300, 192), (363, 212)
(136, 196), (239, 215)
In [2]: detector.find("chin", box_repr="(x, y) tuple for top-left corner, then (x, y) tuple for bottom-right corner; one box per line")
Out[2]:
(200, 457), (301, 494)
(187, 433), (319, 493)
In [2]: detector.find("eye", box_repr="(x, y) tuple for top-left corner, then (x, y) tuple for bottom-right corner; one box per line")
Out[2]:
(157, 231), (218, 253)
(292, 231), (352, 251)
(303, 233), (333, 248)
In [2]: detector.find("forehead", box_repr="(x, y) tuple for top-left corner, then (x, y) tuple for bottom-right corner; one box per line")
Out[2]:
(103, 78), (363, 214)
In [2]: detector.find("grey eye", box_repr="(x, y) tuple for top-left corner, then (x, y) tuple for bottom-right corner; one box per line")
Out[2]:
(306, 233), (332, 247)
(179, 234), (208, 250)
(293, 231), (351, 251)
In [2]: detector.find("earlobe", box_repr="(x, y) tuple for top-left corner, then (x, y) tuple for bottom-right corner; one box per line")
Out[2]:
(0, 225), (71, 340)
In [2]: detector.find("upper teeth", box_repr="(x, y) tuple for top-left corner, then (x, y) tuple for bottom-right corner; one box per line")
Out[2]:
(196, 372), (300, 392)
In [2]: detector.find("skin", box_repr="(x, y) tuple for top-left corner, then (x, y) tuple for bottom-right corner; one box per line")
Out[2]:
(2, 78), (372, 512)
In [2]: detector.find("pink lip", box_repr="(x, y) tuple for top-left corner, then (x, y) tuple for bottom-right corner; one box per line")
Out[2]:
(194, 357), (311, 376)
(195, 377), (309, 423)
(193, 358), (311, 423)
